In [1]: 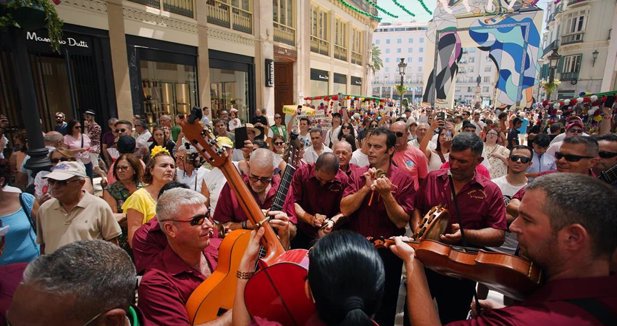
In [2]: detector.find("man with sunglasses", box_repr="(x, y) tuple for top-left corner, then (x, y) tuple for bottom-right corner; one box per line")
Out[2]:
(390, 121), (428, 191)
(213, 149), (295, 248)
(555, 136), (599, 175)
(269, 113), (287, 142)
(37, 161), (120, 254)
(593, 134), (617, 186)
(546, 118), (587, 157)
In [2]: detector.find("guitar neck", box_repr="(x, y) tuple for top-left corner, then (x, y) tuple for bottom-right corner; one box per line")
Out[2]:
(600, 165), (617, 184)
(218, 160), (285, 263)
(271, 165), (296, 212)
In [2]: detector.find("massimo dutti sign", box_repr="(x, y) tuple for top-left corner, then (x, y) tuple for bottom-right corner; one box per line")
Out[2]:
(26, 31), (89, 48)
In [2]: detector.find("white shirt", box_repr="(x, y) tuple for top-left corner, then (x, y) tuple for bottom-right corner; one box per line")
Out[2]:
(527, 151), (556, 175)
(303, 145), (332, 164)
(350, 149), (369, 167)
(136, 130), (152, 148)
(491, 175), (527, 205)
(325, 126), (341, 147)
(176, 166), (210, 192)
(205, 162), (239, 212)
(0, 135), (7, 159)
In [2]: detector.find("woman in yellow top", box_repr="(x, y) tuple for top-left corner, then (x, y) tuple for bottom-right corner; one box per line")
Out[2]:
(122, 146), (175, 247)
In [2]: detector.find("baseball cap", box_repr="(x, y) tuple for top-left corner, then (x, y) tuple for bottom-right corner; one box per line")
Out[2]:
(84, 110), (96, 116)
(216, 136), (233, 149)
(45, 161), (87, 180)
(117, 135), (136, 154)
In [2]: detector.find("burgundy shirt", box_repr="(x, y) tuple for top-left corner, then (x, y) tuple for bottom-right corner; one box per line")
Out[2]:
(213, 174), (297, 224)
(138, 244), (219, 325)
(342, 165), (416, 238)
(448, 276), (617, 326)
(416, 169), (507, 234)
(289, 163), (349, 239)
(132, 217), (221, 275)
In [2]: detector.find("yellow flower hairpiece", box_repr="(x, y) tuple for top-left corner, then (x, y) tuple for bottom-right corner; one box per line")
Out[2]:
(150, 146), (170, 158)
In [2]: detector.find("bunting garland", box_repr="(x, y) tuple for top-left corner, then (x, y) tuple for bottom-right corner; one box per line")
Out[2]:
(417, 0), (433, 15)
(366, 0), (399, 18)
(391, 0), (416, 17)
(337, 0), (382, 21)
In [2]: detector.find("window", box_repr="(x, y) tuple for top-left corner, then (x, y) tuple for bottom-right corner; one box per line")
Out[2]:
(311, 6), (328, 40)
(483, 76), (490, 83)
(351, 28), (363, 64)
(419, 47), (424, 53)
(409, 38), (413, 43)
(420, 37), (424, 43)
(397, 48), (401, 53)
(484, 66), (492, 72)
(386, 39), (390, 44)
(408, 48), (412, 53)
(419, 57), (423, 62)
(397, 38), (402, 44)
(561, 54), (581, 80)
(562, 10), (587, 44)
(385, 58), (390, 63)
(467, 87), (472, 92)
(408, 57), (412, 63)
(385, 49), (390, 54)
(273, 0), (293, 28)
(482, 86), (489, 92)
(375, 40), (380, 45)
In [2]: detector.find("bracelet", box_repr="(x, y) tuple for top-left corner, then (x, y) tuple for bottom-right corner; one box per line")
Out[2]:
(236, 270), (255, 279)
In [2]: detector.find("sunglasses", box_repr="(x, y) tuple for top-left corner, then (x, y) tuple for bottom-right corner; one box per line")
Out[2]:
(395, 132), (405, 138)
(48, 178), (81, 186)
(274, 141), (284, 145)
(249, 174), (272, 184)
(599, 151), (617, 159)
(115, 128), (127, 133)
(342, 126), (352, 129)
(555, 152), (594, 162)
(169, 212), (211, 226)
(74, 126), (81, 129)
(509, 155), (531, 163)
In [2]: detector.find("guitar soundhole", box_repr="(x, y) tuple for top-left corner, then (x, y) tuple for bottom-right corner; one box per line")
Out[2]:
(217, 308), (227, 317)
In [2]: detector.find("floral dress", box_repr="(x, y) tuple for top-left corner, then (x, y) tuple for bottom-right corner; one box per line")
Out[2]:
(483, 144), (510, 179)
(107, 181), (141, 256)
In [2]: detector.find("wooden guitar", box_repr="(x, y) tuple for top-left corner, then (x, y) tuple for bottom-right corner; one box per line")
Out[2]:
(182, 108), (286, 324)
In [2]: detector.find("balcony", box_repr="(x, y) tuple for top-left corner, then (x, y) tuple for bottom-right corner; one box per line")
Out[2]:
(310, 36), (329, 56)
(206, 0), (253, 34)
(560, 71), (579, 81)
(567, 0), (589, 6)
(543, 40), (559, 56)
(561, 32), (584, 45)
(334, 45), (348, 61)
(351, 51), (362, 65)
(128, 0), (194, 18)
(273, 22), (295, 46)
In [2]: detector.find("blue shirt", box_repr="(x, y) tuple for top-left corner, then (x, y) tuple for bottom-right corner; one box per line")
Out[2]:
(0, 193), (39, 265)
(518, 118), (529, 134)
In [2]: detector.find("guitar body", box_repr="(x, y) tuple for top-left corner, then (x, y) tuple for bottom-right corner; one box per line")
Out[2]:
(245, 249), (324, 326)
(186, 230), (252, 324)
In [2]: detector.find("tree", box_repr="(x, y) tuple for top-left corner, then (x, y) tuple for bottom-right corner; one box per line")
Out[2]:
(395, 84), (406, 98)
(0, 0), (63, 52)
(371, 44), (383, 73)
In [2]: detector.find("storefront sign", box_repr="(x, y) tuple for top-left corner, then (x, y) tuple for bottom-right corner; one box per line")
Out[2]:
(310, 68), (329, 81)
(26, 31), (89, 48)
(351, 76), (362, 86)
(265, 59), (274, 87)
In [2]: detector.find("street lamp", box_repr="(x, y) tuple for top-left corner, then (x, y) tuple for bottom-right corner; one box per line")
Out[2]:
(548, 49), (561, 84)
(398, 58), (407, 88)
(592, 49), (599, 66)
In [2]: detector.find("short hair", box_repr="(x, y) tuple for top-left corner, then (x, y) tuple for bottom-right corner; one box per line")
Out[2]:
(451, 132), (484, 156)
(526, 173), (617, 257)
(66, 119), (80, 134)
(21, 240), (136, 321)
(315, 152), (339, 174)
(117, 135), (136, 154)
(112, 153), (143, 184)
(510, 145), (533, 160)
(309, 231), (385, 326)
(549, 123), (562, 134)
(115, 120), (133, 129)
(253, 139), (268, 149)
(107, 117), (119, 125)
(532, 133), (551, 148)
(562, 136), (599, 157)
(593, 134), (617, 143)
(249, 148), (274, 170)
(299, 117), (311, 125)
(367, 127), (396, 149)
(158, 181), (190, 198)
(157, 188), (207, 222)
(44, 131), (63, 144)
(309, 127), (322, 136)
(143, 151), (173, 184)
(512, 117), (522, 126)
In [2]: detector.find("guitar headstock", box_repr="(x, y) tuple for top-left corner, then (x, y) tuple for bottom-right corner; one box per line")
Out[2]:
(180, 107), (229, 168)
(283, 132), (302, 168)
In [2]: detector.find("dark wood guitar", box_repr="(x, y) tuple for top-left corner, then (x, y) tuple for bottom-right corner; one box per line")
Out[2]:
(182, 109), (287, 324)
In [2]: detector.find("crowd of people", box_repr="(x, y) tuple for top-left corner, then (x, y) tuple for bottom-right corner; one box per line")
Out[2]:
(1, 97), (616, 325)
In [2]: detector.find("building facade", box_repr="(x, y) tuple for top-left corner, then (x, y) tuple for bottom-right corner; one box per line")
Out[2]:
(453, 48), (498, 107)
(0, 0), (376, 131)
(539, 0), (617, 100)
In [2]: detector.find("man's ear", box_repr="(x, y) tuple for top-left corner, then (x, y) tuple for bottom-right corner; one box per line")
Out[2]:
(99, 308), (129, 326)
(561, 223), (588, 252)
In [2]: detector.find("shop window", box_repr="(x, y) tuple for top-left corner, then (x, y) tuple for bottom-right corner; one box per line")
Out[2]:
(210, 68), (250, 122)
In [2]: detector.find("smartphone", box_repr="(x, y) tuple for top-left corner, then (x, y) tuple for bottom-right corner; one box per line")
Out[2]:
(234, 127), (248, 149)
(437, 112), (447, 121)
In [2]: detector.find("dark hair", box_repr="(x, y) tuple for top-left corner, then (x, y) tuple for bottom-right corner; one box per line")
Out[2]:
(451, 132), (483, 156)
(300, 117), (311, 125)
(337, 123), (356, 143)
(117, 135), (136, 154)
(0, 158), (9, 187)
(510, 145), (534, 160)
(151, 126), (167, 146)
(498, 112), (507, 120)
(367, 127), (396, 150)
(593, 133), (617, 143)
(549, 122), (562, 134)
(309, 231), (385, 326)
(532, 133), (551, 148)
(512, 117), (522, 126)
(67, 119), (81, 136)
(113, 154), (143, 184)
(527, 173), (617, 257)
(342, 134), (357, 151)
(315, 152), (339, 174)
(143, 151), (173, 184)
(253, 139), (268, 149)
(158, 181), (190, 198)
(12, 130), (28, 152)
(562, 136), (599, 157)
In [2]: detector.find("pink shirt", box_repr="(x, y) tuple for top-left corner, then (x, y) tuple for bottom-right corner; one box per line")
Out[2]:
(63, 134), (92, 164)
(392, 146), (429, 191)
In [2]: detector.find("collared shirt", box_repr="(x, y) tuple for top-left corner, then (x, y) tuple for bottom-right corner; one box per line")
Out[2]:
(527, 151), (556, 174)
(392, 146), (429, 191)
(213, 174), (296, 224)
(303, 145), (332, 164)
(448, 276), (617, 326)
(289, 163), (349, 239)
(342, 165), (416, 238)
(138, 245), (219, 325)
(37, 192), (121, 253)
(416, 169), (507, 234)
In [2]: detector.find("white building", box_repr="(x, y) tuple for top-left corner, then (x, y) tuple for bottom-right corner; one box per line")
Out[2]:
(371, 21), (428, 103)
(454, 48), (498, 107)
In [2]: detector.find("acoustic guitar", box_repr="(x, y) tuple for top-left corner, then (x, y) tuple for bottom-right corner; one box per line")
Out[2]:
(182, 108), (286, 324)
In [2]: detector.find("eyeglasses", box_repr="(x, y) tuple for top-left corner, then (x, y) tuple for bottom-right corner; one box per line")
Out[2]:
(394, 131), (405, 138)
(599, 151), (617, 159)
(50, 157), (72, 164)
(116, 165), (131, 171)
(48, 178), (81, 186)
(249, 174), (272, 184)
(567, 128), (584, 134)
(274, 141), (284, 145)
(509, 155), (532, 163)
(555, 152), (594, 162)
(169, 212), (211, 226)
(115, 128), (126, 133)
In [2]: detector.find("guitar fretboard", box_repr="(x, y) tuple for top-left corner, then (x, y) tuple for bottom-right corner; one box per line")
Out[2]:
(271, 165), (296, 211)
(600, 165), (617, 184)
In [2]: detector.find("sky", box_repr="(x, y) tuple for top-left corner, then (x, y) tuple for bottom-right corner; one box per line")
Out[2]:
(375, 0), (549, 25)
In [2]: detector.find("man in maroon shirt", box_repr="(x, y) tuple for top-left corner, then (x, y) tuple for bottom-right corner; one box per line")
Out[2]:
(213, 148), (296, 248)
(340, 127), (416, 326)
(394, 173), (617, 326)
(412, 132), (507, 323)
(289, 152), (348, 249)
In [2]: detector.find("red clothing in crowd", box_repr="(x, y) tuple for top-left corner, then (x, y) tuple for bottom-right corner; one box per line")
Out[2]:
(416, 168), (507, 232)
(342, 165), (416, 238)
(138, 244), (219, 325)
(288, 163), (349, 242)
(448, 276), (617, 326)
(392, 146), (429, 191)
